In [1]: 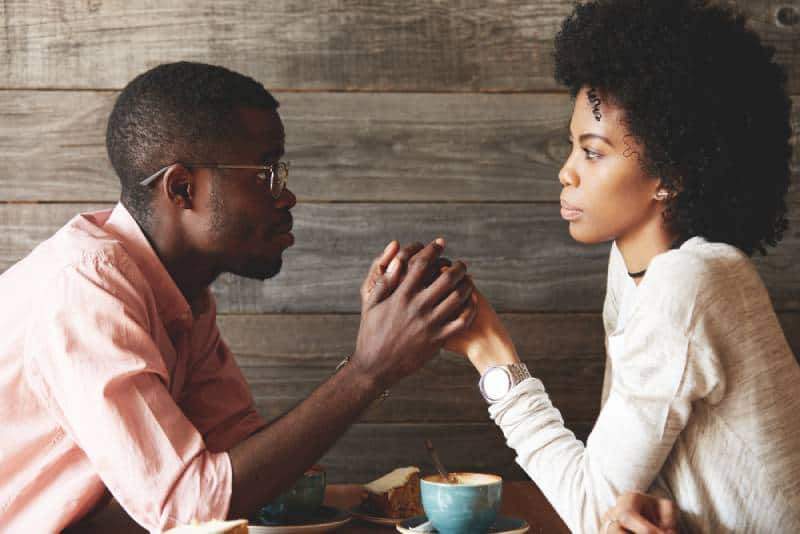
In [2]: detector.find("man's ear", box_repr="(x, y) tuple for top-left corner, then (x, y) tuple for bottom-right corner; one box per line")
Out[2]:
(161, 164), (194, 209)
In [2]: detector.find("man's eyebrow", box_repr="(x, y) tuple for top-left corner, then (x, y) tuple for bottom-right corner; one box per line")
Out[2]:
(259, 147), (285, 161)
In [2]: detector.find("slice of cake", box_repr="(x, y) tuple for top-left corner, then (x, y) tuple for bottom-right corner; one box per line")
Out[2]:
(164, 519), (248, 534)
(361, 466), (423, 519)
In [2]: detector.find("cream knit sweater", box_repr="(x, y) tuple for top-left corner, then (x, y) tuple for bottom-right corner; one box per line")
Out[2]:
(489, 237), (800, 533)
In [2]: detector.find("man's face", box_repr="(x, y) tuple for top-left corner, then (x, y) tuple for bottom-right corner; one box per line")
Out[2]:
(199, 106), (296, 280)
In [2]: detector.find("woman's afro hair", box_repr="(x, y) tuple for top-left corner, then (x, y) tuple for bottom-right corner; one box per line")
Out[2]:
(554, 0), (793, 255)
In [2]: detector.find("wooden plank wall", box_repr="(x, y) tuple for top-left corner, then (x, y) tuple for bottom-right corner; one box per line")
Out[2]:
(1, 1), (798, 484)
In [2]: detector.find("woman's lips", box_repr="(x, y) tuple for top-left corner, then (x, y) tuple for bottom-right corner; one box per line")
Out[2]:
(560, 200), (583, 221)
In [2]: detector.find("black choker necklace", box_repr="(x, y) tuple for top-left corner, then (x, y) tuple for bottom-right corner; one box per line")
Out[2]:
(628, 268), (647, 278)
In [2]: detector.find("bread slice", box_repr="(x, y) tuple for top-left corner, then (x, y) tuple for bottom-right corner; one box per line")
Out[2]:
(361, 466), (423, 518)
(164, 519), (248, 534)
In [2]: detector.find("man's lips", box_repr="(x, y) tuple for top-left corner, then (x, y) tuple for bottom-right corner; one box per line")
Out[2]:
(271, 213), (293, 235)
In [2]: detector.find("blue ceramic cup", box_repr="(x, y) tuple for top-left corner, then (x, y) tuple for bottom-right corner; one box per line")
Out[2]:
(260, 465), (326, 522)
(420, 472), (502, 534)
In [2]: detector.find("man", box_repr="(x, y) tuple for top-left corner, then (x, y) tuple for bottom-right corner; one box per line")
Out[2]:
(0, 62), (476, 532)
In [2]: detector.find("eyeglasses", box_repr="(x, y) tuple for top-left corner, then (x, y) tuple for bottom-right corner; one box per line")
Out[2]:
(139, 161), (290, 200)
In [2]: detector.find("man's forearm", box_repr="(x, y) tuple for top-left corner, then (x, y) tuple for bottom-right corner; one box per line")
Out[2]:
(62, 498), (146, 534)
(227, 362), (382, 519)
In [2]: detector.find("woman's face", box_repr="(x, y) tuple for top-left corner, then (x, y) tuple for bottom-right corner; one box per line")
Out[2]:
(558, 86), (664, 245)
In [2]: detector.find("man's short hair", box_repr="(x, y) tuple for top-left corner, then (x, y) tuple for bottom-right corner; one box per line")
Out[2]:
(106, 62), (280, 226)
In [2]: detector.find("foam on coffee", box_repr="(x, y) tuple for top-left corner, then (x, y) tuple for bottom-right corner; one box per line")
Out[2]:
(423, 472), (501, 485)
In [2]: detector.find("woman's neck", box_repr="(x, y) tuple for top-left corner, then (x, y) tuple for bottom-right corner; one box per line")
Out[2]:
(616, 218), (676, 285)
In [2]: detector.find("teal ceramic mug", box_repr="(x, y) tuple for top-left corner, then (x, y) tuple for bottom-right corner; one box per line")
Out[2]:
(420, 473), (502, 534)
(260, 465), (326, 522)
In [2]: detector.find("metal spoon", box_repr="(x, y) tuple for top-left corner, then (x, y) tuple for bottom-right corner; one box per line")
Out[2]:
(424, 439), (456, 484)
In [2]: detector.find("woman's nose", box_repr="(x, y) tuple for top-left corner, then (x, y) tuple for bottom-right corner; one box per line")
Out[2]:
(558, 161), (578, 188)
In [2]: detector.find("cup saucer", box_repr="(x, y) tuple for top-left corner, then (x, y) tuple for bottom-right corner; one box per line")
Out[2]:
(396, 514), (529, 534)
(251, 505), (351, 533)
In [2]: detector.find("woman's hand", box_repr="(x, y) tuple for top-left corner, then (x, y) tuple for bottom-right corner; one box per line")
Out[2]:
(443, 286), (520, 374)
(601, 491), (680, 534)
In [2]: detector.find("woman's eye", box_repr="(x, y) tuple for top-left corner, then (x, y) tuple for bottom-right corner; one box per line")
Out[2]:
(582, 148), (601, 160)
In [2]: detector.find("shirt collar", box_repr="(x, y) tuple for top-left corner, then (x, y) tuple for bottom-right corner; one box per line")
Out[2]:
(101, 202), (196, 328)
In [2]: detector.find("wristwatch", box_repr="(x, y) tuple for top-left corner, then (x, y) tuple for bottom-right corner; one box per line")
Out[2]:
(478, 363), (531, 403)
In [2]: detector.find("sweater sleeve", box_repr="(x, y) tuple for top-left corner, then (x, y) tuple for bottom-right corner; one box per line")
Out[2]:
(489, 251), (724, 534)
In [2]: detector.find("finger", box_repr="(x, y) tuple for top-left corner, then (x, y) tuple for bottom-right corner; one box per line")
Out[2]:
(656, 498), (679, 529)
(395, 240), (426, 264)
(399, 239), (446, 294)
(430, 275), (473, 324)
(425, 261), (467, 304)
(434, 290), (478, 341)
(361, 240), (399, 298)
(366, 256), (405, 308)
(618, 511), (664, 534)
(437, 257), (453, 271)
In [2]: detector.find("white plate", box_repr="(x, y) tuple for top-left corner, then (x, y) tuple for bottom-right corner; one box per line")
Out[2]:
(349, 505), (407, 526)
(250, 506), (351, 534)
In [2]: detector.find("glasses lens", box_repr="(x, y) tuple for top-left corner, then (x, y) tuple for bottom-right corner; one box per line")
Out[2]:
(269, 162), (288, 199)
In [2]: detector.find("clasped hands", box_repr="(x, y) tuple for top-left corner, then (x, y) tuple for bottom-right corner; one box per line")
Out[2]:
(349, 238), (519, 396)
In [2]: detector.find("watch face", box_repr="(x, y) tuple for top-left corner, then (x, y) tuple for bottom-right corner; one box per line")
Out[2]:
(483, 367), (512, 401)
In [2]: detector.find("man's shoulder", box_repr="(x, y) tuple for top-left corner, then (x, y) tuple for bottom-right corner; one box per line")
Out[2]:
(13, 208), (143, 287)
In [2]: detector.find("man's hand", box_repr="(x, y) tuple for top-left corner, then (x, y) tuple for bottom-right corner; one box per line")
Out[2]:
(602, 491), (680, 534)
(351, 238), (477, 389)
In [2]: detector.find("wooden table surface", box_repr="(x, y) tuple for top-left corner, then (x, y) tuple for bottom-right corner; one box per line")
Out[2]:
(323, 482), (569, 533)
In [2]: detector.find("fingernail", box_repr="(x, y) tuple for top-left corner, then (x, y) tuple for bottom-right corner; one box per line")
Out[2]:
(386, 257), (400, 275)
(434, 237), (445, 247)
(384, 241), (395, 255)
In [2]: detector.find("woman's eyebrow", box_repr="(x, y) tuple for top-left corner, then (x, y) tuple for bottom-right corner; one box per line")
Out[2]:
(578, 133), (614, 148)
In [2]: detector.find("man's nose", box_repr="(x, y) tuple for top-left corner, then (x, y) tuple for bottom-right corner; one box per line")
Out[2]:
(275, 188), (296, 209)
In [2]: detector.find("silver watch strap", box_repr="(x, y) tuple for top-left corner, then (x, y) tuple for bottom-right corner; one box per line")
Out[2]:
(507, 362), (531, 385)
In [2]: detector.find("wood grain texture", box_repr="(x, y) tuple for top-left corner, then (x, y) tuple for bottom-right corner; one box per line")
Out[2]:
(2, 202), (799, 312)
(221, 313), (607, 425)
(223, 311), (799, 423)
(316, 422), (552, 483)
(1, 1), (797, 92)
(1, 91), (798, 203)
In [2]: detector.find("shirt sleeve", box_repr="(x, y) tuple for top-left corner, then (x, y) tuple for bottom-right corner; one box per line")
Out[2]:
(23, 252), (233, 532)
(179, 298), (267, 453)
(488, 257), (724, 534)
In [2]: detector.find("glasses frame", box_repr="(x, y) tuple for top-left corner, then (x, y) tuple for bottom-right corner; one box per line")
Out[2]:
(139, 161), (290, 200)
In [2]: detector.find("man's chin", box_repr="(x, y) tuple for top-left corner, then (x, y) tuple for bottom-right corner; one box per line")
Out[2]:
(236, 257), (283, 281)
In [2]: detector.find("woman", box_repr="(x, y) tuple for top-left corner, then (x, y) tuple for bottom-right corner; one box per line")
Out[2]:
(444, 0), (800, 532)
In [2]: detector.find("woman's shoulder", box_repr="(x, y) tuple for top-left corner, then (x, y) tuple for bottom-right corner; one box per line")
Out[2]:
(642, 237), (765, 321)
(648, 237), (757, 286)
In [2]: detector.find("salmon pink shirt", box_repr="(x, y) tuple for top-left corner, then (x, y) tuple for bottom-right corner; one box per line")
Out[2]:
(0, 203), (266, 532)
